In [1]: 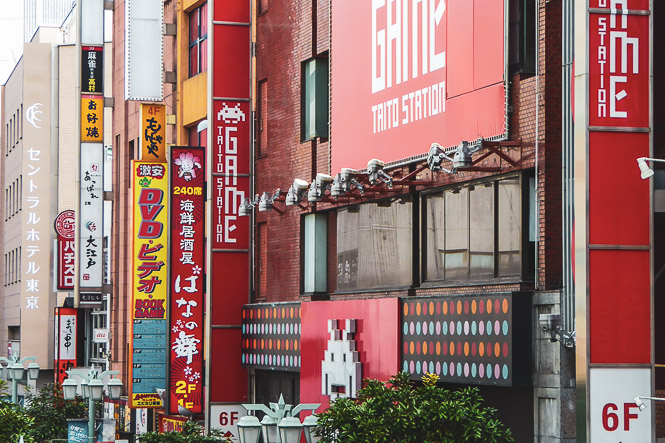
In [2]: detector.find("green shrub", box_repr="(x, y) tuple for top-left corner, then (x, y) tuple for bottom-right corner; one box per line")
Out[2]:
(315, 372), (514, 443)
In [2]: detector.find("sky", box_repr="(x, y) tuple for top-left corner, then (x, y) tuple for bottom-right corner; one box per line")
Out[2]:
(0, 0), (24, 85)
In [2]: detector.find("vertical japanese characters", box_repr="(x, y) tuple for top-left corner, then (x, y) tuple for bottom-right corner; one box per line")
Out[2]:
(169, 147), (205, 414)
(79, 143), (104, 289)
(55, 210), (76, 290)
(130, 162), (169, 408)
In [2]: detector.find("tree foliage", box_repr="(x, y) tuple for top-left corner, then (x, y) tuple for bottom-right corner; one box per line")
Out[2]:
(315, 372), (514, 443)
(0, 401), (35, 443)
(0, 382), (88, 443)
(24, 382), (89, 442)
(138, 420), (230, 443)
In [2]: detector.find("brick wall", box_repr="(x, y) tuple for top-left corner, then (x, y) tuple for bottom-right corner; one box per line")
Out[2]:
(254, 0), (562, 304)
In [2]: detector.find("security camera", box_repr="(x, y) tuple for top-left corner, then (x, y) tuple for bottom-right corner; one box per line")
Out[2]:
(367, 159), (392, 187)
(286, 179), (309, 206)
(307, 173), (333, 202)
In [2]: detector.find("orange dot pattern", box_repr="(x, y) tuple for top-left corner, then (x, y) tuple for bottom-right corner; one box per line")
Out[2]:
(241, 303), (301, 369)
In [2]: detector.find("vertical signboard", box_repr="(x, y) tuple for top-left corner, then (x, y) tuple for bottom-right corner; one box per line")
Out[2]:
(81, 46), (104, 95)
(81, 96), (104, 143)
(130, 161), (169, 408)
(125, 0), (164, 101)
(169, 147), (205, 414)
(55, 210), (76, 290)
(21, 43), (54, 366)
(208, 0), (251, 406)
(80, 143), (104, 289)
(581, 1), (652, 441)
(54, 307), (78, 384)
(140, 104), (167, 162)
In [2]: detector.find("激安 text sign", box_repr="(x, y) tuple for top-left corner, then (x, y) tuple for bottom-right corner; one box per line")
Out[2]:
(130, 161), (169, 408)
(331, 0), (506, 172)
(169, 147), (205, 414)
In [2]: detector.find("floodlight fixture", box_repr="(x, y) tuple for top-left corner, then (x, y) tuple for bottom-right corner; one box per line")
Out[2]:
(286, 179), (309, 206)
(367, 159), (392, 187)
(331, 168), (364, 197)
(307, 173), (333, 202)
(239, 195), (259, 217)
(636, 157), (665, 180)
(259, 189), (282, 212)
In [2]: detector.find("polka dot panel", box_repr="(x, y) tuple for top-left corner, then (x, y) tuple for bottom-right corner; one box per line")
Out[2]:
(401, 295), (514, 386)
(241, 303), (301, 371)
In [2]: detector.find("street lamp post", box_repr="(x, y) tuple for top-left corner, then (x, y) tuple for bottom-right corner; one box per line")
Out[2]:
(62, 365), (123, 443)
(0, 354), (40, 404)
(238, 394), (320, 443)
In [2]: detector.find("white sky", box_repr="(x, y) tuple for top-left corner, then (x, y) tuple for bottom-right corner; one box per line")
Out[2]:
(0, 0), (24, 85)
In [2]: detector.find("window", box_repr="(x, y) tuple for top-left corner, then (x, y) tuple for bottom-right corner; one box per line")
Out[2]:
(302, 213), (327, 294)
(188, 122), (208, 148)
(189, 3), (208, 77)
(337, 196), (412, 291)
(257, 79), (268, 156)
(509, 0), (536, 74)
(302, 56), (329, 141)
(424, 176), (524, 282)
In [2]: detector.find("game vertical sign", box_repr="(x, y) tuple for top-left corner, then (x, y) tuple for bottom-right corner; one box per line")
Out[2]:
(169, 147), (205, 414)
(130, 161), (169, 408)
(208, 0), (251, 403)
(54, 307), (77, 383)
(585, 1), (652, 441)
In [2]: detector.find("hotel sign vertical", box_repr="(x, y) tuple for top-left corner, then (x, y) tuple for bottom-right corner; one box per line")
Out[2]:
(208, 0), (251, 407)
(584, 0), (652, 441)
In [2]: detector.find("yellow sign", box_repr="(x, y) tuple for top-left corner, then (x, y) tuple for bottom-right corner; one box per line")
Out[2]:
(140, 103), (166, 162)
(130, 160), (169, 408)
(81, 96), (104, 142)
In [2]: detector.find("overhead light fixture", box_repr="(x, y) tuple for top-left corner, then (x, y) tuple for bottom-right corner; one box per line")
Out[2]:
(636, 157), (665, 180)
(367, 159), (392, 187)
(633, 395), (665, 412)
(452, 141), (473, 169)
(286, 179), (310, 206)
(307, 173), (333, 202)
(331, 168), (364, 197)
(238, 195), (259, 217)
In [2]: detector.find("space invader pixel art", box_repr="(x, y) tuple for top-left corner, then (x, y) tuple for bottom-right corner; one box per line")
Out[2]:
(321, 319), (362, 400)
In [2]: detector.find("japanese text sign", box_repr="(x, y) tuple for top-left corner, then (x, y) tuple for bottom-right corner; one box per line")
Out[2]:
(54, 308), (77, 384)
(81, 46), (103, 94)
(55, 210), (76, 290)
(81, 95), (104, 142)
(80, 144), (104, 288)
(130, 161), (169, 408)
(141, 104), (166, 162)
(169, 147), (205, 414)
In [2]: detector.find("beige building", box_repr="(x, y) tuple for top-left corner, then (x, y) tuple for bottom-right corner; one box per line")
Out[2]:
(0, 19), (113, 394)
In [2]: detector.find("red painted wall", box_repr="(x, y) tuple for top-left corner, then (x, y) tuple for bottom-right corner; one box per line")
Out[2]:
(300, 298), (400, 411)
